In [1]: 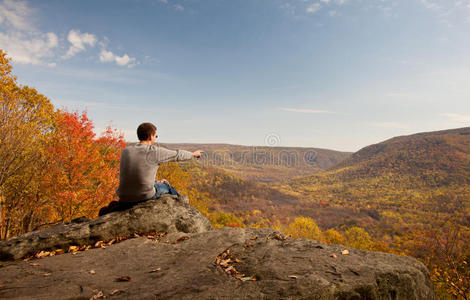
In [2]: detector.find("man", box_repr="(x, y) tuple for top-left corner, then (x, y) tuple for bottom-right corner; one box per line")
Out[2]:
(99, 122), (203, 216)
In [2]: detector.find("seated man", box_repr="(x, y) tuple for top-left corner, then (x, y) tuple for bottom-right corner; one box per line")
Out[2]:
(99, 122), (203, 216)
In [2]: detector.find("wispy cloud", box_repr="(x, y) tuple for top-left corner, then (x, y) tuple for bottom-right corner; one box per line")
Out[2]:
(0, 0), (136, 67)
(63, 29), (97, 59)
(442, 113), (470, 123)
(99, 49), (136, 67)
(0, 0), (33, 30)
(279, 107), (340, 114)
(306, 3), (321, 13)
(420, 0), (440, 11)
(0, 0), (58, 66)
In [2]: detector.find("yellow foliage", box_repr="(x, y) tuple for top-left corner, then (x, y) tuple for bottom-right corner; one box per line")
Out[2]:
(285, 217), (322, 241)
(344, 227), (373, 250)
(323, 229), (345, 245)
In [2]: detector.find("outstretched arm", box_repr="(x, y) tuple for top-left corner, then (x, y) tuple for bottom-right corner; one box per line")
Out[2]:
(153, 147), (204, 164)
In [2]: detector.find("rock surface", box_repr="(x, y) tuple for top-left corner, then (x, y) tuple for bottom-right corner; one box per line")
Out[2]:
(0, 194), (213, 261)
(0, 227), (436, 299)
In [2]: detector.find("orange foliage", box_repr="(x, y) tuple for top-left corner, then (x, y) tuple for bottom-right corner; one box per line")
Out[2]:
(41, 110), (125, 223)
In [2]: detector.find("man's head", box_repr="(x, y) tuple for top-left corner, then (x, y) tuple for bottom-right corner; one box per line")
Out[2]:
(137, 122), (157, 143)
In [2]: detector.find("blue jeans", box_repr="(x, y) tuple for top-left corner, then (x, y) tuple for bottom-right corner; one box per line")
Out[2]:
(149, 181), (181, 200)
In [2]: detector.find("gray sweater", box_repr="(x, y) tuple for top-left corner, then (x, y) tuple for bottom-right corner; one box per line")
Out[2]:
(116, 143), (194, 202)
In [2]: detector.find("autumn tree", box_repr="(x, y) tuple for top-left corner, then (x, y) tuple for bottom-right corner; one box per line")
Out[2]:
(41, 110), (125, 224)
(344, 227), (373, 250)
(323, 228), (345, 245)
(285, 217), (323, 240)
(0, 50), (55, 238)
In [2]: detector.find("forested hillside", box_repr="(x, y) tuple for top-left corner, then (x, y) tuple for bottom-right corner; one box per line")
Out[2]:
(284, 128), (470, 298)
(161, 143), (351, 183)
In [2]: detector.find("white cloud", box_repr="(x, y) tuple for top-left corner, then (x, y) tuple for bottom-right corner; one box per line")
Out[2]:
(0, 0), (58, 65)
(99, 49), (136, 67)
(306, 3), (321, 13)
(442, 113), (470, 122)
(0, 0), (137, 67)
(0, 30), (58, 65)
(174, 4), (184, 11)
(320, 0), (330, 3)
(63, 29), (97, 59)
(329, 10), (337, 16)
(0, 0), (33, 31)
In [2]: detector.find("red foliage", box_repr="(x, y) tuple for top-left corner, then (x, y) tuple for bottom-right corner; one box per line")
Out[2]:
(41, 110), (126, 222)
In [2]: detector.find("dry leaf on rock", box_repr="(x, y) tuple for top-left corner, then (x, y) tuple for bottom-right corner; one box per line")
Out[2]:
(240, 276), (256, 281)
(35, 251), (50, 258)
(115, 276), (131, 282)
(341, 250), (350, 255)
(109, 289), (123, 295)
(330, 253), (338, 259)
(288, 275), (298, 279)
(89, 270), (96, 275)
(149, 267), (161, 273)
(89, 290), (105, 299)
(173, 236), (190, 244)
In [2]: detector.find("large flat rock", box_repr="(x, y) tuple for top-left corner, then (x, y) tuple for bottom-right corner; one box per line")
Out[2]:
(0, 227), (436, 299)
(0, 194), (213, 261)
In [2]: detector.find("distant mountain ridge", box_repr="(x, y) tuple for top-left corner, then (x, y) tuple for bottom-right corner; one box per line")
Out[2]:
(328, 127), (470, 186)
(160, 142), (352, 183)
(161, 143), (352, 170)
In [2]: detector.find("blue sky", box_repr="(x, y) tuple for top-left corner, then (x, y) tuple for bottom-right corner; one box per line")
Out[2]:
(1, 0), (470, 151)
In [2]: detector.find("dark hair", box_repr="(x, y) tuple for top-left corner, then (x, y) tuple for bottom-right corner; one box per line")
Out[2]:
(137, 122), (157, 141)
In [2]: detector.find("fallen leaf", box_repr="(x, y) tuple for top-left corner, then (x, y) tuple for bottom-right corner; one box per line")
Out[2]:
(288, 275), (298, 279)
(220, 259), (231, 267)
(68, 246), (79, 253)
(243, 242), (254, 248)
(132, 233), (140, 238)
(94, 241), (103, 248)
(224, 266), (234, 273)
(29, 263), (40, 266)
(55, 249), (65, 255)
(250, 236), (258, 240)
(149, 267), (161, 273)
(89, 290), (104, 299)
(43, 273), (51, 277)
(234, 258), (242, 263)
(240, 276), (254, 281)
(89, 270), (96, 275)
(174, 236), (189, 244)
(109, 289), (122, 295)
(35, 251), (50, 259)
(341, 250), (350, 255)
(330, 253), (338, 259)
(116, 276), (131, 282)
(107, 239), (115, 246)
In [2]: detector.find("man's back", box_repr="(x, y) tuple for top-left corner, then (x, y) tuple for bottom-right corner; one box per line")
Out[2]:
(116, 143), (193, 203)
